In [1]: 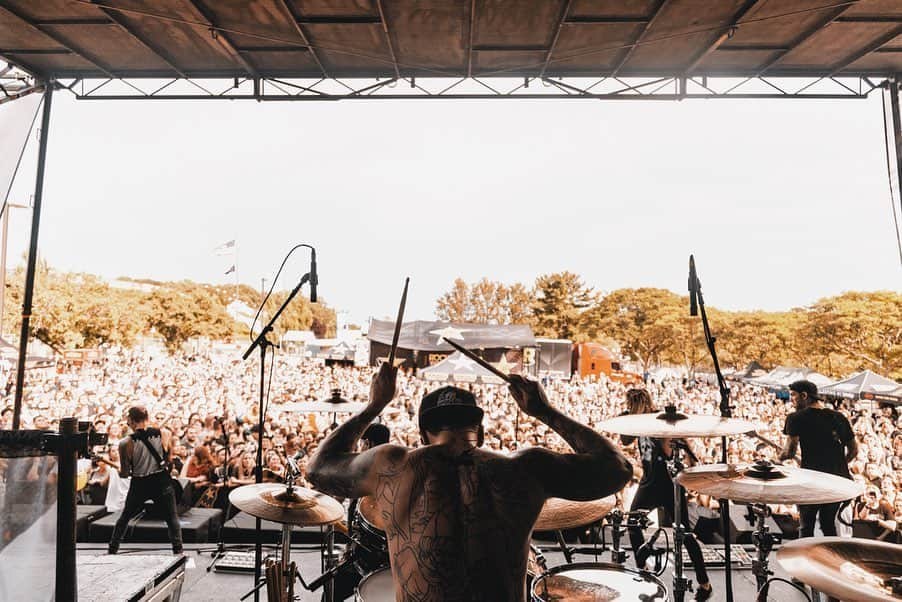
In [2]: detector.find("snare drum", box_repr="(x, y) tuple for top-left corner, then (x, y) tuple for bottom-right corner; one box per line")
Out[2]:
(350, 496), (390, 573)
(531, 562), (668, 601)
(355, 567), (394, 601)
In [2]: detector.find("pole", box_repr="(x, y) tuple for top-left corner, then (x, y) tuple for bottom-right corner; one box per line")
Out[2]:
(889, 79), (902, 227)
(56, 417), (78, 601)
(0, 205), (9, 335)
(12, 82), (53, 431)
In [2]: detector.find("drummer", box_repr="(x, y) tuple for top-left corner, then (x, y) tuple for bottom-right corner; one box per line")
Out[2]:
(308, 364), (632, 601)
(619, 388), (713, 601)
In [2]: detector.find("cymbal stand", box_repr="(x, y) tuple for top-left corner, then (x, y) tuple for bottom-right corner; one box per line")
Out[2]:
(747, 504), (781, 601)
(668, 446), (692, 602)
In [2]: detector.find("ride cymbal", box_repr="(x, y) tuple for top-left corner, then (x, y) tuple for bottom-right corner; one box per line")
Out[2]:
(777, 537), (902, 602)
(229, 483), (344, 526)
(674, 461), (863, 505)
(534, 496), (616, 532)
(597, 409), (756, 439)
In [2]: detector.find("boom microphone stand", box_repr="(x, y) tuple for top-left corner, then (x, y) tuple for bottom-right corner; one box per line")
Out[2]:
(689, 255), (734, 602)
(242, 266), (314, 602)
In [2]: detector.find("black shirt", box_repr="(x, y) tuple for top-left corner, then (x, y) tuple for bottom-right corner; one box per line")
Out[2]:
(636, 436), (674, 496)
(783, 407), (854, 478)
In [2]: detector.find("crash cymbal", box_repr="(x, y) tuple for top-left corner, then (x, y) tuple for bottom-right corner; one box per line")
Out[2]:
(777, 537), (902, 602)
(597, 408), (756, 439)
(534, 496), (616, 532)
(279, 388), (368, 414)
(674, 461), (863, 505)
(229, 483), (344, 526)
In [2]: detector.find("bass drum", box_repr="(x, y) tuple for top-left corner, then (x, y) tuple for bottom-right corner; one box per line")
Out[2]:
(355, 547), (547, 601)
(531, 562), (669, 601)
(355, 567), (394, 602)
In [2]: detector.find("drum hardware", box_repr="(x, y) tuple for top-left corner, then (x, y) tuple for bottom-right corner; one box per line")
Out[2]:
(600, 508), (651, 564)
(667, 443), (693, 602)
(230, 475), (344, 602)
(744, 504), (781, 602)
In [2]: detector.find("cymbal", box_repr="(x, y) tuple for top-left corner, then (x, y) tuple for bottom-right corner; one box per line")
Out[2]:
(229, 483), (344, 526)
(278, 401), (368, 414)
(597, 409), (756, 438)
(674, 461), (863, 505)
(534, 496), (616, 531)
(777, 537), (902, 602)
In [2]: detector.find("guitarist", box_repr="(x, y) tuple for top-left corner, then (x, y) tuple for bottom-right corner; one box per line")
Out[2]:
(108, 406), (184, 555)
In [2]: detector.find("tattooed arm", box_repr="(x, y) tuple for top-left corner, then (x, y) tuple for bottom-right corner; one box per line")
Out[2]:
(307, 363), (408, 499)
(509, 375), (632, 501)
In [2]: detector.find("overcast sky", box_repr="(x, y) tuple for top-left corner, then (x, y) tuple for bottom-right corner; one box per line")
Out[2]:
(2, 86), (900, 326)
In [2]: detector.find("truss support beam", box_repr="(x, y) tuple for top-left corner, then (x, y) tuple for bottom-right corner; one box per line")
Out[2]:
(0, 4), (119, 78)
(685, 0), (762, 74)
(94, 5), (187, 77)
(374, 0), (401, 79)
(756, 2), (857, 75)
(829, 25), (902, 76)
(184, 0), (259, 78)
(467, 0), (476, 78)
(59, 75), (881, 102)
(539, 0), (573, 79)
(275, 0), (328, 79)
(612, 0), (670, 78)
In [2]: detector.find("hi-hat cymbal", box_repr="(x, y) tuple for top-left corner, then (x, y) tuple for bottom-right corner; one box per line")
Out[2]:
(229, 483), (344, 526)
(777, 537), (902, 602)
(674, 461), (863, 505)
(534, 496), (616, 532)
(597, 409), (756, 439)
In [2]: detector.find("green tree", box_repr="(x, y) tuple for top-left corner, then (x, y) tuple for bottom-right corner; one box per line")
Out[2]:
(800, 291), (902, 379)
(436, 278), (473, 322)
(532, 272), (597, 339)
(145, 288), (235, 352)
(584, 288), (682, 372)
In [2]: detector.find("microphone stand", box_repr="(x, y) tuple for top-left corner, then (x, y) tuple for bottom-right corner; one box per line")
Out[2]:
(242, 272), (312, 602)
(693, 260), (735, 602)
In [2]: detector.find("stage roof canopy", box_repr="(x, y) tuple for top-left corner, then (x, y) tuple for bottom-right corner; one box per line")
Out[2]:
(1, 0), (901, 81)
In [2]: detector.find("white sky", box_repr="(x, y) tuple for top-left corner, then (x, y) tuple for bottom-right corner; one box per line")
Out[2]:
(3, 88), (901, 326)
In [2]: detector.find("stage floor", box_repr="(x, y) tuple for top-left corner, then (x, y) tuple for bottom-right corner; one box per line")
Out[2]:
(76, 541), (811, 601)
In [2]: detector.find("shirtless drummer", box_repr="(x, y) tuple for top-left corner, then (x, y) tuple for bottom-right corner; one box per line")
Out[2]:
(308, 364), (631, 601)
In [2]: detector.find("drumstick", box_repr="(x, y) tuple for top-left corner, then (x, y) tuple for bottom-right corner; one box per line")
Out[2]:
(387, 277), (409, 367)
(442, 338), (511, 383)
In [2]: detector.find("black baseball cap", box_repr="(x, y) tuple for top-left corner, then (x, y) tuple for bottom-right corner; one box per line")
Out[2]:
(418, 386), (484, 432)
(788, 380), (819, 401)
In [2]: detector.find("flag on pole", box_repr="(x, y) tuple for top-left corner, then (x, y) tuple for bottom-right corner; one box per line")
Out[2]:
(225, 265), (236, 275)
(213, 240), (236, 255)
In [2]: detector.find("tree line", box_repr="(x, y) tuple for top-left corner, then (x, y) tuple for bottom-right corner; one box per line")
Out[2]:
(436, 273), (902, 380)
(2, 262), (336, 352)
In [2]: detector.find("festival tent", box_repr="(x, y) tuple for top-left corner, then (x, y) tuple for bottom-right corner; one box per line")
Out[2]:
(418, 351), (508, 386)
(0, 337), (54, 370)
(729, 361), (768, 381)
(746, 366), (832, 390)
(818, 370), (902, 405)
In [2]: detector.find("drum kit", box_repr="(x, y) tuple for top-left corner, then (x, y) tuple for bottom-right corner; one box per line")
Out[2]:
(225, 406), (899, 602)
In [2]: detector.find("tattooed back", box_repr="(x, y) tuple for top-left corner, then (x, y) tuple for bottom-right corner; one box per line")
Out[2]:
(372, 445), (546, 602)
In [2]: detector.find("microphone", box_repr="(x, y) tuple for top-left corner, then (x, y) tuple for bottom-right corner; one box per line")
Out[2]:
(309, 248), (318, 303)
(688, 255), (698, 317)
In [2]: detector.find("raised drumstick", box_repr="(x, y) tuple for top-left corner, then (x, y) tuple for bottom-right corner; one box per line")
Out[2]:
(442, 337), (512, 383)
(387, 278), (409, 366)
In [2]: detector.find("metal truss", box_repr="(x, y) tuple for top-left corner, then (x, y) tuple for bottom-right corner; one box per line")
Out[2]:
(46, 74), (885, 102)
(0, 65), (43, 105)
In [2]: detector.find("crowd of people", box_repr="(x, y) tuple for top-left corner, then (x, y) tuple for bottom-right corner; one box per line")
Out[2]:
(2, 347), (899, 540)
